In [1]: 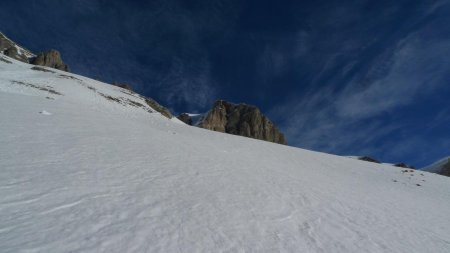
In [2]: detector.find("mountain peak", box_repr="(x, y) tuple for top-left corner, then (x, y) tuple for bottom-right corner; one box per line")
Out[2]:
(31, 49), (70, 72)
(178, 99), (287, 144)
(0, 32), (35, 62)
(0, 32), (70, 72)
(422, 156), (450, 177)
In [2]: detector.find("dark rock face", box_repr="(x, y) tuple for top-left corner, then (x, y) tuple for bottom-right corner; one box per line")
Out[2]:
(353, 156), (418, 170)
(113, 83), (133, 91)
(177, 113), (193, 125)
(110, 81), (173, 119)
(31, 49), (70, 72)
(440, 159), (450, 177)
(425, 158), (450, 177)
(189, 100), (287, 144)
(0, 32), (32, 63)
(4, 46), (29, 63)
(433, 158), (450, 177)
(358, 156), (381, 164)
(1, 33), (69, 72)
(394, 163), (415, 169)
(144, 97), (173, 119)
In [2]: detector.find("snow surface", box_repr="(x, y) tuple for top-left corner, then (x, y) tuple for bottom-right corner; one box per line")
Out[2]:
(1, 55), (450, 252)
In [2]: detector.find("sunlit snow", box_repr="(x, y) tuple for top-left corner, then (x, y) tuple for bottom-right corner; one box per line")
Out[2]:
(1, 54), (449, 252)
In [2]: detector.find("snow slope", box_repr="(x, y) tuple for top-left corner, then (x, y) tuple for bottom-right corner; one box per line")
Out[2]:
(1, 55), (450, 252)
(423, 156), (450, 173)
(0, 32), (36, 59)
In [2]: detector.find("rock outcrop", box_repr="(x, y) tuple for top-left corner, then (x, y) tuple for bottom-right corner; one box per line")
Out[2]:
(0, 32), (34, 63)
(111, 82), (174, 119)
(178, 100), (287, 145)
(438, 159), (450, 177)
(349, 156), (419, 170)
(178, 113), (193, 125)
(422, 157), (450, 177)
(31, 49), (70, 72)
(1, 32), (70, 72)
(394, 163), (416, 169)
(358, 156), (381, 164)
(112, 82), (134, 91)
(144, 97), (173, 119)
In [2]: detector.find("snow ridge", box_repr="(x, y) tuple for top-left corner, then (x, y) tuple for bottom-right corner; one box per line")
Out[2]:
(422, 156), (450, 173)
(0, 32), (35, 59)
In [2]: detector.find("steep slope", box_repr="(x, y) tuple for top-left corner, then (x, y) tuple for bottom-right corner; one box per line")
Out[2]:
(1, 55), (450, 252)
(0, 32), (70, 72)
(111, 82), (174, 119)
(178, 100), (287, 144)
(347, 156), (381, 163)
(348, 156), (416, 169)
(423, 156), (450, 177)
(0, 32), (35, 63)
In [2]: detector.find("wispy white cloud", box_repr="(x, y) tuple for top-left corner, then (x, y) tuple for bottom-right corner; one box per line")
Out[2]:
(335, 34), (450, 119)
(156, 57), (217, 112)
(268, 3), (450, 163)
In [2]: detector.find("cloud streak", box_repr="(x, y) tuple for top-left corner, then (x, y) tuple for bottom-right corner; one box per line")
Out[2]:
(268, 1), (450, 166)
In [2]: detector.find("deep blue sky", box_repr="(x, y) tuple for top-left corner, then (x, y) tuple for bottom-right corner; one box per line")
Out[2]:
(2, 0), (449, 167)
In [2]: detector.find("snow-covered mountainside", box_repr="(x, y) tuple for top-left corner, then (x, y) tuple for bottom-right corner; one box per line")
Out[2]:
(1, 54), (450, 253)
(1, 32), (70, 72)
(0, 32), (35, 63)
(348, 156), (417, 169)
(423, 156), (450, 177)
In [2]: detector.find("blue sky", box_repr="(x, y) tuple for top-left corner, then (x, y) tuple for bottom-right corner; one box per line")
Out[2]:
(1, 0), (449, 167)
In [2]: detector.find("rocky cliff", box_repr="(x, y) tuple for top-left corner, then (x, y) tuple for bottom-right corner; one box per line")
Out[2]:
(438, 159), (450, 177)
(1, 32), (70, 72)
(423, 157), (450, 177)
(143, 97), (173, 119)
(357, 156), (381, 163)
(178, 100), (287, 144)
(350, 156), (418, 169)
(112, 82), (134, 91)
(0, 32), (35, 63)
(177, 113), (193, 125)
(111, 82), (174, 119)
(31, 49), (70, 72)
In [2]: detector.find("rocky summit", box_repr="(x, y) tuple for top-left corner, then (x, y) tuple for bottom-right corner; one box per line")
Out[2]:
(32, 49), (70, 72)
(0, 32), (70, 72)
(437, 159), (450, 177)
(423, 157), (450, 177)
(178, 100), (287, 144)
(0, 32), (35, 63)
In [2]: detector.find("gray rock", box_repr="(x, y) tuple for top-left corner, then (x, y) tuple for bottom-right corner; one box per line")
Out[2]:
(177, 113), (193, 125)
(110, 81), (173, 119)
(112, 82), (134, 91)
(31, 49), (70, 72)
(186, 100), (287, 144)
(0, 32), (33, 63)
(358, 156), (381, 163)
(4, 46), (29, 63)
(144, 97), (173, 119)
(0, 32), (70, 72)
(422, 157), (450, 177)
(394, 163), (415, 169)
(439, 159), (450, 177)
